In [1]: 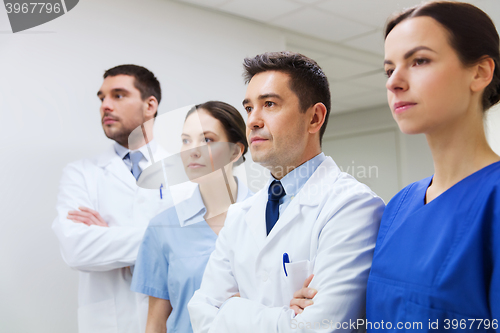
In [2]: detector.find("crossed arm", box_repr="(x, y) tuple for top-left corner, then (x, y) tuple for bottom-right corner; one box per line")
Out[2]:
(67, 206), (108, 227)
(52, 163), (147, 272)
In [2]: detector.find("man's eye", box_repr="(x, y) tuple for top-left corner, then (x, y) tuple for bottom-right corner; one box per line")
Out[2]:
(264, 101), (275, 107)
(245, 106), (252, 113)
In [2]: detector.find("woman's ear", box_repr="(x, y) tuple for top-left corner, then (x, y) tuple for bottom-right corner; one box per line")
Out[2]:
(471, 57), (495, 93)
(231, 142), (244, 163)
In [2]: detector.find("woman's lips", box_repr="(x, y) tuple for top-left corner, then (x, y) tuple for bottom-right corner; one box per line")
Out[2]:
(393, 102), (417, 114)
(188, 163), (205, 169)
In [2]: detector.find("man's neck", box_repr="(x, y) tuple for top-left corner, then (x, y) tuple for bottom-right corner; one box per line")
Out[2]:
(270, 149), (322, 180)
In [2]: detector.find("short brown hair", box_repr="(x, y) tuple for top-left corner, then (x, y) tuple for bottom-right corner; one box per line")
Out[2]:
(243, 52), (331, 144)
(104, 64), (161, 117)
(385, 1), (500, 111)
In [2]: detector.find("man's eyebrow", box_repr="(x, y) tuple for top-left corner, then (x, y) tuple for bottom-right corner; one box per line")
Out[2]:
(258, 93), (282, 100)
(97, 88), (130, 97)
(111, 88), (130, 94)
(384, 46), (437, 65)
(242, 93), (282, 106)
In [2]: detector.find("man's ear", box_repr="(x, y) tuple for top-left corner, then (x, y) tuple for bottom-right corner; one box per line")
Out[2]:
(144, 96), (159, 120)
(308, 103), (327, 135)
(471, 56), (495, 93)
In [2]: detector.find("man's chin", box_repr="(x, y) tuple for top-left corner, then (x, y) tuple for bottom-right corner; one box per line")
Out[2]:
(103, 128), (129, 145)
(251, 152), (272, 166)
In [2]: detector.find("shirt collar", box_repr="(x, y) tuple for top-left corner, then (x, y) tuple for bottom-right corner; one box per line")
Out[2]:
(114, 140), (158, 162)
(176, 185), (207, 227)
(177, 176), (251, 227)
(269, 152), (326, 197)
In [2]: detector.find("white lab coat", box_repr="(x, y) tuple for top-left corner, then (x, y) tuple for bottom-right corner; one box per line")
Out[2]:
(188, 157), (385, 333)
(52, 145), (172, 333)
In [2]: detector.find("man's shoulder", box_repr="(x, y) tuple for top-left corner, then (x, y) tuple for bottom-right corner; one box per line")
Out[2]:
(63, 146), (116, 172)
(302, 156), (383, 205)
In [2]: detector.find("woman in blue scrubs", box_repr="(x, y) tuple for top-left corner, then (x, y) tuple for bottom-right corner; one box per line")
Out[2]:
(366, 2), (500, 331)
(131, 101), (252, 333)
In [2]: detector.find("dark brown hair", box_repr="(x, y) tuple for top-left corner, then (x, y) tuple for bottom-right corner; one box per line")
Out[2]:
(186, 101), (248, 166)
(104, 64), (161, 117)
(243, 51), (331, 144)
(385, 1), (500, 111)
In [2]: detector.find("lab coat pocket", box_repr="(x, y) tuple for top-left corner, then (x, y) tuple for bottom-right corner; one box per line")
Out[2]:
(78, 299), (118, 333)
(282, 260), (312, 303)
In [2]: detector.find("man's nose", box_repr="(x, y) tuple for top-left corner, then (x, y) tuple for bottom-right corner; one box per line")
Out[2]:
(247, 107), (264, 130)
(101, 96), (113, 112)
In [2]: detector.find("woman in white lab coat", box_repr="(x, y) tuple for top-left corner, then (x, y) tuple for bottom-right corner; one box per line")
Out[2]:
(131, 101), (252, 333)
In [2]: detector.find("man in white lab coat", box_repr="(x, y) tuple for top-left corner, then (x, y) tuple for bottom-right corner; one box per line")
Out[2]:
(52, 65), (171, 333)
(188, 52), (385, 332)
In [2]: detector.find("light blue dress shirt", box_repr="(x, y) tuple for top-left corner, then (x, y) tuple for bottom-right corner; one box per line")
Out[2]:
(131, 177), (253, 333)
(114, 140), (157, 171)
(270, 152), (326, 215)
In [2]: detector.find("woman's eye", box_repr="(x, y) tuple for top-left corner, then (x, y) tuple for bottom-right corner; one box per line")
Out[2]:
(182, 139), (189, 144)
(414, 58), (429, 66)
(245, 106), (252, 113)
(204, 138), (213, 143)
(385, 69), (394, 78)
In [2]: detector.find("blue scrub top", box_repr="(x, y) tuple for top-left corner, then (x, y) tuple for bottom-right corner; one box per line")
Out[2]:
(131, 178), (253, 333)
(367, 161), (500, 332)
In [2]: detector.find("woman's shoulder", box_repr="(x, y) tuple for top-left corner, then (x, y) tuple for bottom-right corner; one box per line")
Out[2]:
(148, 205), (182, 227)
(477, 160), (500, 186)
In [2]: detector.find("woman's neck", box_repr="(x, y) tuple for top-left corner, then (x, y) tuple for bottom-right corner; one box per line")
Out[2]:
(425, 110), (499, 202)
(199, 167), (238, 219)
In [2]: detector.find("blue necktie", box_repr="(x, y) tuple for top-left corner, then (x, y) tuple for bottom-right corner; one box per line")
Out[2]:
(129, 151), (144, 180)
(266, 180), (286, 236)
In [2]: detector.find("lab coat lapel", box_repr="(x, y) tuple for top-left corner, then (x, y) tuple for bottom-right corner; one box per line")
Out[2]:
(264, 158), (338, 242)
(264, 196), (302, 243)
(244, 189), (268, 249)
(97, 146), (137, 191)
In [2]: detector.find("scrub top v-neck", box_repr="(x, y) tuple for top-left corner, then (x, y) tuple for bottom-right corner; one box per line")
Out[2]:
(131, 178), (253, 333)
(367, 161), (500, 332)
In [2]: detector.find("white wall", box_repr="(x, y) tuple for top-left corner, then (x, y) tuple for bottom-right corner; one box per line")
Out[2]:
(486, 104), (500, 155)
(0, 1), (285, 332)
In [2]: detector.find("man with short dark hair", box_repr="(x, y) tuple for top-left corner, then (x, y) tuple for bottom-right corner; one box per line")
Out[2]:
(53, 65), (171, 333)
(188, 52), (385, 332)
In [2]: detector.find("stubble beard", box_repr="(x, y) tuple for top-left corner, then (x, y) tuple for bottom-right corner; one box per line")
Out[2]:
(103, 123), (132, 147)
